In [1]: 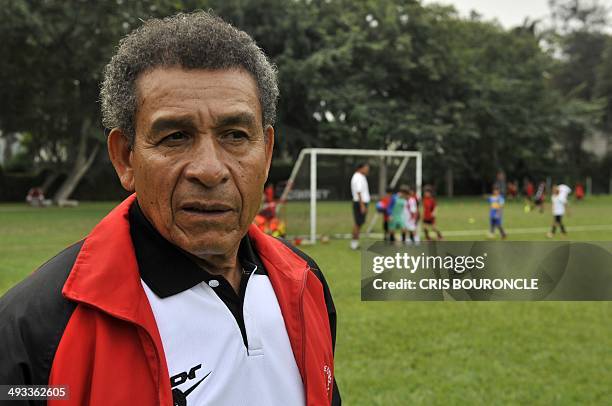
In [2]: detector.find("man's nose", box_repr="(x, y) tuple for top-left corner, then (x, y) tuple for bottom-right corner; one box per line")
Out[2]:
(183, 136), (230, 188)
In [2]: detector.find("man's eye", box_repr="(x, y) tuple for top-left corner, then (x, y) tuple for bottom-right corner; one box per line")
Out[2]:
(224, 131), (248, 141)
(162, 131), (188, 143)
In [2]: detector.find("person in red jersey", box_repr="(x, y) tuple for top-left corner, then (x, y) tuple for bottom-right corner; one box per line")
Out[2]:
(575, 182), (585, 201)
(525, 180), (534, 200)
(507, 180), (518, 200)
(422, 185), (443, 241)
(376, 187), (394, 241)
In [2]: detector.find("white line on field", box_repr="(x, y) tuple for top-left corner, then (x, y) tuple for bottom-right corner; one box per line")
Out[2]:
(296, 224), (612, 240)
(441, 224), (612, 237)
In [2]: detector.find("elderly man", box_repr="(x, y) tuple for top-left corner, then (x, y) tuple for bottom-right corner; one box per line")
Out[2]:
(0, 12), (340, 406)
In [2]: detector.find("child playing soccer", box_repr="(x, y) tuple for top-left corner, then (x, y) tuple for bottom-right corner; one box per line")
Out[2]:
(387, 188), (407, 243)
(558, 184), (572, 202)
(534, 181), (546, 213)
(547, 185), (568, 238)
(422, 186), (443, 240)
(376, 188), (394, 241)
(575, 182), (585, 201)
(488, 185), (507, 239)
(404, 186), (419, 244)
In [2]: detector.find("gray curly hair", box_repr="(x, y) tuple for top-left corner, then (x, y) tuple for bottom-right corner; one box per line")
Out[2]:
(100, 11), (279, 144)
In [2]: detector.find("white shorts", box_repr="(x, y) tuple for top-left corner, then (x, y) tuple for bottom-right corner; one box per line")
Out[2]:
(405, 216), (417, 231)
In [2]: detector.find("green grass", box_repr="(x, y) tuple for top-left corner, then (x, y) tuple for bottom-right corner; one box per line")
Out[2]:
(285, 195), (612, 241)
(1, 198), (611, 405)
(0, 202), (116, 293)
(301, 240), (612, 405)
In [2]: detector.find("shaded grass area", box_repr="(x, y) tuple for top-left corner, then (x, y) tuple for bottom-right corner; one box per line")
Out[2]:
(0, 199), (611, 404)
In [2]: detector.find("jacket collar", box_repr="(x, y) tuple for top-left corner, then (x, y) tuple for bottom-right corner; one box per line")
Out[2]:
(61, 194), (310, 327)
(129, 199), (263, 298)
(62, 194), (152, 326)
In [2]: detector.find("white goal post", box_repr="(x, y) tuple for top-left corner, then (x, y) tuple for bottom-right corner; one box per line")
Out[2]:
(277, 148), (422, 243)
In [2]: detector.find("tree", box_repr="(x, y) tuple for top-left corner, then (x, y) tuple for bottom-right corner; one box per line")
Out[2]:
(0, 0), (179, 201)
(1, 0), (608, 198)
(596, 39), (612, 134)
(547, 0), (609, 182)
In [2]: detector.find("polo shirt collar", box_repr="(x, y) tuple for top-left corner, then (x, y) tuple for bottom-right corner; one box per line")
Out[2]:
(129, 200), (263, 298)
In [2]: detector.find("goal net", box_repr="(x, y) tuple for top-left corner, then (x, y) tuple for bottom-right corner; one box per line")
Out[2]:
(276, 148), (422, 243)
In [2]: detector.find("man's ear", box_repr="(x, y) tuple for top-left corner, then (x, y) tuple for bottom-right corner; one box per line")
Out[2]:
(107, 128), (135, 192)
(263, 125), (275, 179)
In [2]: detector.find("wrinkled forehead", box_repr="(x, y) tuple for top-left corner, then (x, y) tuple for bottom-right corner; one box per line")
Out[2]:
(135, 66), (260, 105)
(133, 66), (263, 131)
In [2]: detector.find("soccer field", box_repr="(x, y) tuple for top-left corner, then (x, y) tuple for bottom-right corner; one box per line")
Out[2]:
(283, 195), (612, 241)
(1, 198), (611, 405)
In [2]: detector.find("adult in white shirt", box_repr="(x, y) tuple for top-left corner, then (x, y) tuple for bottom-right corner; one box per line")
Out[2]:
(350, 163), (370, 249)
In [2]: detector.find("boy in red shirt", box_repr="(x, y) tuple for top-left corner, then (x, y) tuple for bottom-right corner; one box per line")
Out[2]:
(376, 188), (394, 241)
(525, 180), (534, 200)
(422, 186), (443, 240)
(575, 182), (585, 201)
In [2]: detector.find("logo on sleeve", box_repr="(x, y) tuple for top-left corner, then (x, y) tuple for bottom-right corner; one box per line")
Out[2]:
(171, 364), (211, 406)
(323, 364), (332, 394)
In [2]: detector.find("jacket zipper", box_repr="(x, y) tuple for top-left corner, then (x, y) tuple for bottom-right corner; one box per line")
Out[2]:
(299, 266), (309, 404)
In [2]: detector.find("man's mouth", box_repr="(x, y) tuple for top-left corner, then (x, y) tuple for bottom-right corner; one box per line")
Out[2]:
(179, 202), (234, 217)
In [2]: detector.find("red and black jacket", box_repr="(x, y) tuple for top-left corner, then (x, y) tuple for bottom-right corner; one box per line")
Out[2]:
(0, 195), (341, 405)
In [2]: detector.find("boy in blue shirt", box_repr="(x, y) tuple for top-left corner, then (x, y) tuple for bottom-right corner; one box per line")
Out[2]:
(488, 185), (507, 239)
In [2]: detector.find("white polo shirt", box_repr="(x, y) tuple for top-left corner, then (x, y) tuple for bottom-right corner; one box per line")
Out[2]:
(558, 184), (572, 202)
(351, 171), (370, 203)
(552, 194), (566, 216)
(130, 202), (305, 406)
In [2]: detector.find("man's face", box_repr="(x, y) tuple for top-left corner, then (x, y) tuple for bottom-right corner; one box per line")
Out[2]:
(361, 165), (370, 176)
(120, 67), (273, 258)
